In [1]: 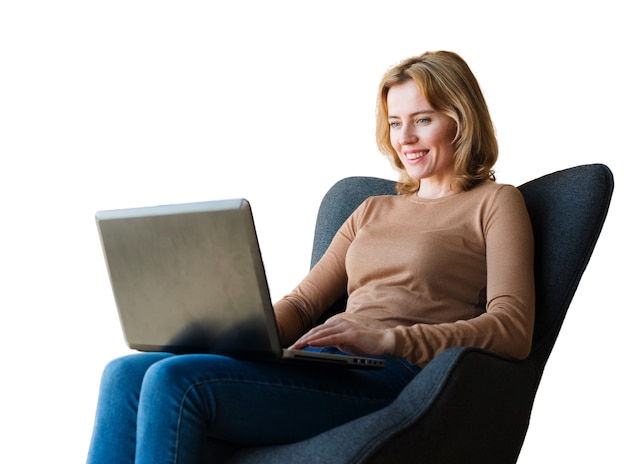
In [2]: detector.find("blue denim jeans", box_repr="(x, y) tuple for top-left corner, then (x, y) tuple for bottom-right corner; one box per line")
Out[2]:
(86, 348), (421, 464)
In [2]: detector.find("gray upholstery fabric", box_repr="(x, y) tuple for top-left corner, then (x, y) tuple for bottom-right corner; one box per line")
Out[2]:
(518, 165), (614, 371)
(227, 164), (613, 464)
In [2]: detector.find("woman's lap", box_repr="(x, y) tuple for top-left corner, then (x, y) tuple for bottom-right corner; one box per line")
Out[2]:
(88, 349), (420, 464)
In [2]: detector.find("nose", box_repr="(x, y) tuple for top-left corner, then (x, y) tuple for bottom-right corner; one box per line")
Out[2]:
(398, 125), (418, 145)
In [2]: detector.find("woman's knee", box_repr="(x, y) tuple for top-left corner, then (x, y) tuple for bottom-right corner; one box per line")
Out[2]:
(141, 354), (207, 391)
(101, 352), (173, 390)
(139, 354), (236, 399)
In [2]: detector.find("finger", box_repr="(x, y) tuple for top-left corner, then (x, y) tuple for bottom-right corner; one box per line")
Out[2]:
(290, 324), (348, 349)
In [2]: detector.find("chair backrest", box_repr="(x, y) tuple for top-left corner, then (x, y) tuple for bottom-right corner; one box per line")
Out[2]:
(517, 164), (613, 375)
(310, 165), (614, 375)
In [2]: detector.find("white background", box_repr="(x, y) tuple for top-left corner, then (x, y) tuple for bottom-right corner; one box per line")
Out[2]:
(1, 1), (623, 462)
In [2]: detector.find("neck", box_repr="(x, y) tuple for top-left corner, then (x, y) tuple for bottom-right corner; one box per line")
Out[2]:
(416, 182), (460, 199)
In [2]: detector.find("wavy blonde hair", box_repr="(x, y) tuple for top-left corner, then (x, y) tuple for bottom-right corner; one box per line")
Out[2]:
(376, 51), (498, 195)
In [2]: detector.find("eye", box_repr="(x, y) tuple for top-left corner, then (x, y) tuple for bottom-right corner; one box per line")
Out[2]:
(389, 121), (401, 129)
(416, 117), (431, 124)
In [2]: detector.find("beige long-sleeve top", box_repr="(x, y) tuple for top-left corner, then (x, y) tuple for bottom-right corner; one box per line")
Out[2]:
(273, 181), (535, 367)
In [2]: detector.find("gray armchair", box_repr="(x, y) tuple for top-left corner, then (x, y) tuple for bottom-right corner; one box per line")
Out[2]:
(229, 164), (613, 464)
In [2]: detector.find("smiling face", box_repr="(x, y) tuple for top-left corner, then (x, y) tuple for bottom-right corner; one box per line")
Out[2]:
(387, 80), (458, 198)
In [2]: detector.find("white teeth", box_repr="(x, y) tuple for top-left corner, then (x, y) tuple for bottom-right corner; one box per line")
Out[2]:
(406, 152), (426, 160)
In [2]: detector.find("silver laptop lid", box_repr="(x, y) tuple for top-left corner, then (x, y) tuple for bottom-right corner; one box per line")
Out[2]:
(95, 199), (282, 359)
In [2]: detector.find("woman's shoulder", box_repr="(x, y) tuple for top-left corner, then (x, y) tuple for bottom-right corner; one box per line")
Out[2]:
(470, 181), (523, 202)
(473, 180), (516, 193)
(470, 182), (529, 223)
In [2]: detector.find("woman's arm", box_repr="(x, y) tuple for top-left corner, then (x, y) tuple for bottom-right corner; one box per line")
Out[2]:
(273, 216), (356, 346)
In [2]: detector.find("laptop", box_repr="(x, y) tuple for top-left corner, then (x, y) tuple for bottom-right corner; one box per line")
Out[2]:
(95, 198), (385, 369)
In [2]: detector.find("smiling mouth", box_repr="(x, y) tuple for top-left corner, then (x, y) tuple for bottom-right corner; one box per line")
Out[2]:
(406, 151), (428, 160)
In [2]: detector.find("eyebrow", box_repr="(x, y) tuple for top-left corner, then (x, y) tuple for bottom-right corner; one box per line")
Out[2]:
(387, 110), (436, 119)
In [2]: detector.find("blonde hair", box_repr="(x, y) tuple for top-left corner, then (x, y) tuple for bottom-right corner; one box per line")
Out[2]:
(376, 51), (498, 195)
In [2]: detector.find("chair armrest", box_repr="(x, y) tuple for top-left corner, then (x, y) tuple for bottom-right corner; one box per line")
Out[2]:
(230, 347), (539, 464)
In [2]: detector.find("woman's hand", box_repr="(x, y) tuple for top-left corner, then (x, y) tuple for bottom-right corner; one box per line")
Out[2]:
(289, 314), (396, 357)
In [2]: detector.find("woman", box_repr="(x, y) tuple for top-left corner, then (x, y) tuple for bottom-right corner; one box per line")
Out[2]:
(87, 51), (534, 463)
